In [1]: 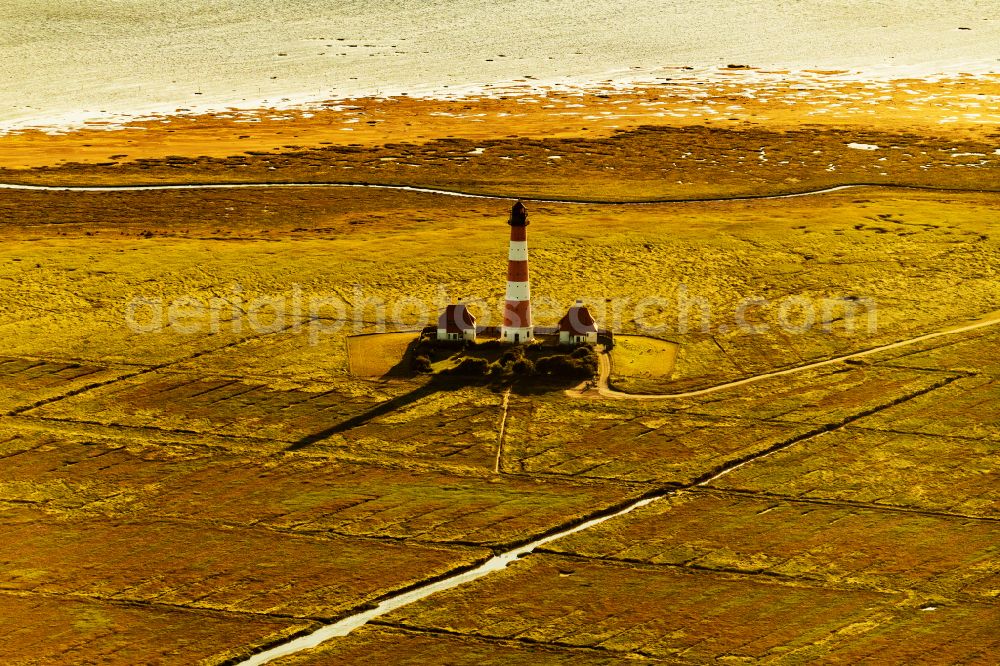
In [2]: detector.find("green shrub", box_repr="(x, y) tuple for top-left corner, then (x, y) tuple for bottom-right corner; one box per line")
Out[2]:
(412, 355), (432, 373)
(499, 346), (525, 366)
(448, 356), (490, 375)
(535, 354), (595, 379)
(510, 357), (535, 376)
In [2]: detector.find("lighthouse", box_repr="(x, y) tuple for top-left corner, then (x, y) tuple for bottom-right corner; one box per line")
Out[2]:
(501, 201), (533, 343)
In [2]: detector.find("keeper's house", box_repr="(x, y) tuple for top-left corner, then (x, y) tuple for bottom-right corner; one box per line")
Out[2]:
(437, 302), (477, 342)
(558, 300), (598, 345)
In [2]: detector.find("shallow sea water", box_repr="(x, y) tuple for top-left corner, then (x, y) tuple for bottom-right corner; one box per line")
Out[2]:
(2, 0), (998, 130)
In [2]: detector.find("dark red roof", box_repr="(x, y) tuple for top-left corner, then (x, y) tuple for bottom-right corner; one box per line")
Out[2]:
(438, 303), (476, 333)
(558, 303), (597, 335)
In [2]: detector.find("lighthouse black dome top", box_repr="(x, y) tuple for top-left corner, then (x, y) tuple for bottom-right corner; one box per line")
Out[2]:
(508, 201), (529, 226)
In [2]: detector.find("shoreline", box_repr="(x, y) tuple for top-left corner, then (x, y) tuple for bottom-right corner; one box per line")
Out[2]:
(3, 63), (998, 138)
(0, 71), (997, 177)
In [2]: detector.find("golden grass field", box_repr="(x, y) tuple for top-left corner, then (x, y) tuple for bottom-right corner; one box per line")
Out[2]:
(347, 332), (420, 378)
(607, 335), (679, 393)
(0, 73), (998, 663)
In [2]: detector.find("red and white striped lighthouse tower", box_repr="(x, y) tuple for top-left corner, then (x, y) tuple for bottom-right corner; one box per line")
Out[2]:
(501, 201), (533, 343)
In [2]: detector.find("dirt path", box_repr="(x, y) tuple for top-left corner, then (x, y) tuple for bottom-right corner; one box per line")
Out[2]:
(570, 313), (1000, 401)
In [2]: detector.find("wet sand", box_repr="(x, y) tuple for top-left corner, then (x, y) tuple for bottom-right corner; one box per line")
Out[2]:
(4, 0), (1000, 134)
(1, 73), (997, 196)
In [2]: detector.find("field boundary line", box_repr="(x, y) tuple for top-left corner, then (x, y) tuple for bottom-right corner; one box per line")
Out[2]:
(692, 487), (1000, 523)
(494, 388), (511, 474)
